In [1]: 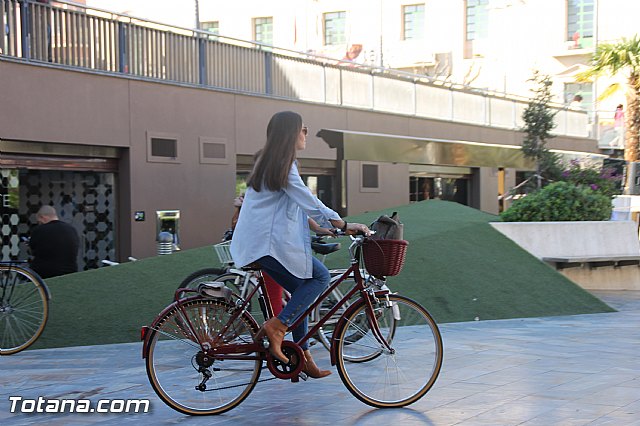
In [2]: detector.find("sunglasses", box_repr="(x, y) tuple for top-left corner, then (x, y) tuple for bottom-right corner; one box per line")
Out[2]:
(302, 126), (309, 136)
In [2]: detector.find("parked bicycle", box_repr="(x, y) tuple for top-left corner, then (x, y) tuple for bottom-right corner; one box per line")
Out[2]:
(142, 232), (443, 415)
(0, 261), (51, 355)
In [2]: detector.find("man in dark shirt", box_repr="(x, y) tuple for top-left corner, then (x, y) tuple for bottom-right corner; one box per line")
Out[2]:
(30, 205), (79, 279)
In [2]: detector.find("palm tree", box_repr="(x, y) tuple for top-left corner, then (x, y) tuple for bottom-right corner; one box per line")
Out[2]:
(577, 35), (640, 161)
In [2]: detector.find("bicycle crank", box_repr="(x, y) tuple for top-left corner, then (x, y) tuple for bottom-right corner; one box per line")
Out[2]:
(265, 341), (304, 382)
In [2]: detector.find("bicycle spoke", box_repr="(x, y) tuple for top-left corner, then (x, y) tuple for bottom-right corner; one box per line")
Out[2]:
(148, 325), (201, 350)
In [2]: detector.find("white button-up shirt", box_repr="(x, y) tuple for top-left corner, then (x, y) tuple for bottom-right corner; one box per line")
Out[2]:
(230, 162), (340, 279)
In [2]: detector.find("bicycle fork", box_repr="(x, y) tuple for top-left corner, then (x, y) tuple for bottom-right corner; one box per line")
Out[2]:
(364, 291), (397, 354)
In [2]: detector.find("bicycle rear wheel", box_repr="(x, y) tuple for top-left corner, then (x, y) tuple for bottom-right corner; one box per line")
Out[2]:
(145, 298), (262, 415)
(0, 265), (49, 355)
(334, 294), (442, 408)
(176, 267), (227, 297)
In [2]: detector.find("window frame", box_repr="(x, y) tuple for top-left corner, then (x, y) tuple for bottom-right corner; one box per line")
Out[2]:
(465, 0), (489, 42)
(201, 21), (219, 34)
(402, 4), (425, 41)
(567, 0), (594, 48)
(564, 82), (593, 109)
(360, 163), (380, 193)
(147, 132), (179, 164)
(253, 16), (273, 46)
(199, 137), (229, 165)
(323, 11), (346, 46)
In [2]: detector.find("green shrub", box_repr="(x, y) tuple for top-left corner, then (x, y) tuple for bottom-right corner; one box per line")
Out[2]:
(500, 181), (612, 222)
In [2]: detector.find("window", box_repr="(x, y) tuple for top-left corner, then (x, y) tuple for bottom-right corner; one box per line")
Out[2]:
(361, 164), (379, 192)
(567, 0), (594, 48)
(465, 0), (488, 41)
(201, 21), (219, 34)
(564, 82), (593, 110)
(253, 17), (273, 45)
(199, 137), (229, 165)
(323, 11), (346, 46)
(403, 4), (425, 40)
(147, 132), (179, 163)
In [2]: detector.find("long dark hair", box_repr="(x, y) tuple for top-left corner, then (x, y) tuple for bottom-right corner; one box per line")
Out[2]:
(247, 111), (302, 192)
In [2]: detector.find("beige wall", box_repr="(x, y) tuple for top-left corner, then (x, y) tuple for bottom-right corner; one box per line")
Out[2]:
(0, 59), (599, 259)
(126, 81), (238, 258)
(345, 161), (410, 215)
(0, 63), (130, 146)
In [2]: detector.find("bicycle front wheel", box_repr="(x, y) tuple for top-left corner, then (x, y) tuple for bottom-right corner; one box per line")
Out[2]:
(145, 298), (262, 415)
(334, 294), (442, 408)
(0, 265), (49, 355)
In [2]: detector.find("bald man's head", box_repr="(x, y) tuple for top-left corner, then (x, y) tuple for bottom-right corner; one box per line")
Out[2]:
(36, 205), (59, 224)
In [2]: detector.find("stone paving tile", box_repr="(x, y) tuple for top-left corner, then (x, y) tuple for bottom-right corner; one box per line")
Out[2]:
(0, 290), (639, 425)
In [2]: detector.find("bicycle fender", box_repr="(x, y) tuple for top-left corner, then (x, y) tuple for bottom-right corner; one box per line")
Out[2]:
(141, 295), (201, 359)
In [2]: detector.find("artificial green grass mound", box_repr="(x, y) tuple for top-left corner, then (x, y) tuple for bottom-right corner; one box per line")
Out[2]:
(33, 200), (613, 350)
(325, 201), (614, 323)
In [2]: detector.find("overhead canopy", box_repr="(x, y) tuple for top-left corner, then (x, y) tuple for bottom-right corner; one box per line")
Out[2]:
(317, 129), (606, 171)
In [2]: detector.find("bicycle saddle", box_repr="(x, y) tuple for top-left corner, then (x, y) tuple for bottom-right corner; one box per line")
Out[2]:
(241, 262), (262, 271)
(311, 241), (341, 255)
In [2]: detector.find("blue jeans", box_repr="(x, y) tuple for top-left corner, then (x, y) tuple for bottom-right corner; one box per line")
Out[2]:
(258, 256), (330, 351)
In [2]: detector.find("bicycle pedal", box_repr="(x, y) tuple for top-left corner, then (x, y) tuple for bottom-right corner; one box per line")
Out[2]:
(297, 372), (308, 382)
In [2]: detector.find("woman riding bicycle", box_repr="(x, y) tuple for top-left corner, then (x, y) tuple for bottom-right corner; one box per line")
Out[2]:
(230, 111), (370, 379)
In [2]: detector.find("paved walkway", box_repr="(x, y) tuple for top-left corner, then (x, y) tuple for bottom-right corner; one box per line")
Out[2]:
(1, 291), (639, 425)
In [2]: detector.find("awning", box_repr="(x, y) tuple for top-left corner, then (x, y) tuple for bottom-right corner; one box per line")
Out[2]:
(317, 129), (606, 171)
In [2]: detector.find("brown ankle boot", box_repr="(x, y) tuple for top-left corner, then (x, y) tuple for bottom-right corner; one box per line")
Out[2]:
(257, 317), (289, 363)
(302, 350), (331, 379)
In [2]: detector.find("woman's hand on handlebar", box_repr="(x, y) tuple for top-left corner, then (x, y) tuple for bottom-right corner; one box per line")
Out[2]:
(329, 219), (371, 236)
(314, 227), (338, 237)
(345, 222), (371, 236)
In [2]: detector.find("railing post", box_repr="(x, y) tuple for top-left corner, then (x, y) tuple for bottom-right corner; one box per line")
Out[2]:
(264, 50), (272, 95)
(118, 22), (127, 73)
(449, 87), (454, 121)
(0, 1), (4, 55)
(20, 0), (30, 59)
(323, 63), (327, 104)
(198, 35), (206, 85)
(484, 93), (489, 125)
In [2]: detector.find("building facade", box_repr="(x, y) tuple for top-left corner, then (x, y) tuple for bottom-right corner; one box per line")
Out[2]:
(1, 0), (604, 267)
(89, 0), (632, 148)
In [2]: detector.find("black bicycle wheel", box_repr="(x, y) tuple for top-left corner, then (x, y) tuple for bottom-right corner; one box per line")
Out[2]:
(334, 294), (443, 408)
(145, 298), (261, 415)
(0, 265), (49, 355)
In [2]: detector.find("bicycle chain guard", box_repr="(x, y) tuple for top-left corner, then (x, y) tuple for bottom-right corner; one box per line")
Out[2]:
(266, 341), (304, 382)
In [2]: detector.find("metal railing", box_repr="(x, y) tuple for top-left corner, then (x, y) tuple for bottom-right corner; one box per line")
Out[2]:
(0, 0), (590, 138)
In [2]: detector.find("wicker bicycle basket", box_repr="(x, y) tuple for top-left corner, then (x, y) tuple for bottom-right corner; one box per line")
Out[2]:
(213, 241), (234, 265)
(362, 239), (408, 278)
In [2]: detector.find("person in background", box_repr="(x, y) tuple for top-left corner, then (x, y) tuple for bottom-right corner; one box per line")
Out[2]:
(29, 205), (79, 279)
(569, 94), (584, 110)
(612, 104), (625, 148)
(230, 111), (370, 379)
